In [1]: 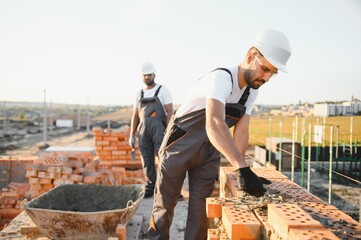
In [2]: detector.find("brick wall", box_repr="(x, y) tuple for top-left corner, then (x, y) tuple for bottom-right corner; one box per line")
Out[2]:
(93, 127), (142, 169)
(206, 166), (361, 240)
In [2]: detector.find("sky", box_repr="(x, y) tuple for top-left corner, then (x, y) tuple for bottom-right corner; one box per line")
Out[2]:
(1, 0), (361, 107)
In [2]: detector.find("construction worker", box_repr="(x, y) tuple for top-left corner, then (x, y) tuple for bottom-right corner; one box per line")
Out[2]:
(148, 29), (292, 239)
(129, 62), (173, 198)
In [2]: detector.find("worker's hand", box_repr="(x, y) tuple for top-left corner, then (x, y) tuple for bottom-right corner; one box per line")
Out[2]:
(128, 135), (136, 148)
(236, 167), (270, 197)
(259, 177), (272, 185)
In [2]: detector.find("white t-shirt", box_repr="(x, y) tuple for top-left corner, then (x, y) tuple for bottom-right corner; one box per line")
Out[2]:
(133, 83), (173, 113)
(175, 66), (258, 118)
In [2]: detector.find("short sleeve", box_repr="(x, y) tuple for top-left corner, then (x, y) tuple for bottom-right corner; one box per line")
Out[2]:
(160, 86), (173, 105)
(133, 91), (141, 108)
(205, 71), (233, 104)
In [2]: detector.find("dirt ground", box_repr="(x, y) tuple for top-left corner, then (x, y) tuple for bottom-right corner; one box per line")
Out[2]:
(3, 129), (94, 156)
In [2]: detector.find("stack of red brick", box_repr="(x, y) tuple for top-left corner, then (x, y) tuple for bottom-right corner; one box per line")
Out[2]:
(93, 127), (142, 168)
(206, 166), (361, 240)
(0, 182), (30, 209)
(25, 150), (145, 200)
(0, 182), (30, 230)
(0, 156), (36, 230)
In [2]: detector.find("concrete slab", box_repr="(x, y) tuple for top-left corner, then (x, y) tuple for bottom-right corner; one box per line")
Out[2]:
(126, 214), (143, 240)
(136, 176), (189, 239)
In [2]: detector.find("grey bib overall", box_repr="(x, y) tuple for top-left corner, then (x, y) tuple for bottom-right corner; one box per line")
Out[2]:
(149, 69), (250, 240)
(138, 85), (167, 194)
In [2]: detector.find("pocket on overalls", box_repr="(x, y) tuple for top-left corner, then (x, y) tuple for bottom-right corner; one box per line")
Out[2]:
(165, 125), (188, 149)
(225, 104), (246, 119)
(225, 103), (246, 128)
(149, 111), (157, 117)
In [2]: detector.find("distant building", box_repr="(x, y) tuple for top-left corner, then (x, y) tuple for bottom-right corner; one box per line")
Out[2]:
(269, 103), (313, 117)
(313, 97), (361, 117)
(253, 97), (361, 117)
(56, 119), (74, 128)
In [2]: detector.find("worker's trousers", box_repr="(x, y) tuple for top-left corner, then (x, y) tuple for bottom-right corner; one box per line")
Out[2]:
(138, 119), (165, 193)
(149, 110), (220, 240)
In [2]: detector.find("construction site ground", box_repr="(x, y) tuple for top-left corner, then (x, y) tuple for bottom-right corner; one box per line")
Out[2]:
(1, 129), (360, 239)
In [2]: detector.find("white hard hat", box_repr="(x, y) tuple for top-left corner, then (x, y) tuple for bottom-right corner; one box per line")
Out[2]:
(250, 29), (292, 73)
(142, 62), (156, 74)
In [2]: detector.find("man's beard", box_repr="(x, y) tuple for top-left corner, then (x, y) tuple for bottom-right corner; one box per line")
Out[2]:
(244, 70), (265, 89)
(145, 79), (155, 86)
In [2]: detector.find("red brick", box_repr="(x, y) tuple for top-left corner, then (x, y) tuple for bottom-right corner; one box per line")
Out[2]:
(94, 136), (103, 141)
(288, 228), (340, 240)
(0, 198), (17, 205)
(61, 166), (73, 175)
(8, 182), (30, 195)
(70, 174), (84, 182)
(207, 197), (223, 218)
(47, 166), (62, 173)
(297, 202), (361, 240)
(26, 170), (38, 177)
(1, 191), (20, 198)
(115, 223), (126, 240)
(96, 141), (110, 146)
(103, 136), (120, 141)
(38, 178), (52, 184)
(268, 203), (324, 239)
(222, 205), (261, 240)
(83, 176), (99, 184)
(112, 150), (127, 155)
(103, 146), (118, 151)
(276, 188), (325, 203)
(208, 229), (220, 240)
(251, 167), (289, 179)
(41, 184), (54, 191)
(28, 178), (39, 184)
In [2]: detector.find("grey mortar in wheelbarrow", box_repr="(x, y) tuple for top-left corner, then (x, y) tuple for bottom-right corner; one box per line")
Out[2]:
(23, 184), (144, 240)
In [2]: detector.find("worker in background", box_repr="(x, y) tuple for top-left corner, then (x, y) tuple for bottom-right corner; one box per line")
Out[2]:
(129, 62), (173, 198)
(148, 29), (292, 239)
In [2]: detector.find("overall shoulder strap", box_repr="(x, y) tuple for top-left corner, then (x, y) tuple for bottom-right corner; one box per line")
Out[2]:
(238, 87), (250, 105)
(214, 68), (250, 105)
(140, 85), (162, 98)
(154, 85), (162, 97)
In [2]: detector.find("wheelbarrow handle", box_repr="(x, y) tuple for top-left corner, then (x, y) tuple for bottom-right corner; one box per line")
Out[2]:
(21, 198), (28, 209)
(126, 200), (134, 208)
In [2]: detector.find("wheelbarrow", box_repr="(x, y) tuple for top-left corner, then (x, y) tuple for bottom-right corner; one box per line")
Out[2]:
(23, 184), (144, 240)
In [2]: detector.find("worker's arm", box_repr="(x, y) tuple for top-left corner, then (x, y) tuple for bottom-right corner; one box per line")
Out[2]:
(129, 108), (140, 144)
(232, 113), (251, 158)
(164, 103), (173, 125)
(205, 98), (248, 169)
(206, 99), (269, 197)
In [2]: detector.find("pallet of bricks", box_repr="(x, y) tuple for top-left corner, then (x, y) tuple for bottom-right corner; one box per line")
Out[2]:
(206, 166), (361, 240)
(93, 127), (143, 169)
(24, 148), (145, 200)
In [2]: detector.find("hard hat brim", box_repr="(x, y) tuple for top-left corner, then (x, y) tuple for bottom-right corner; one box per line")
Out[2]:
(265, 56), (288, 73)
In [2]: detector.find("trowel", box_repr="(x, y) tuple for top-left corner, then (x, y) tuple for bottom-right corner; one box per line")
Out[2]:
(131, 148), (136, 161)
